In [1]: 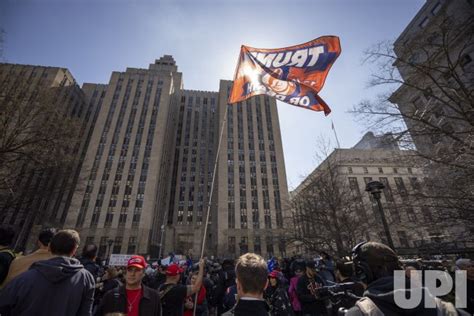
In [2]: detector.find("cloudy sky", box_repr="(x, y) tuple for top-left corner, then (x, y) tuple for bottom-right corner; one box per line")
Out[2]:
(1, 0), (424, 190)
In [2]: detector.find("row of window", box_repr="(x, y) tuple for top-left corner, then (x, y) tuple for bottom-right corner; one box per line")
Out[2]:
(347, 166), (413, 175)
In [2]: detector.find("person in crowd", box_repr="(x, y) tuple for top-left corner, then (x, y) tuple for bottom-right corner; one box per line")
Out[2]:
(80, 243), (102, 280)
(223, 284), (238, 312)
(319, 252), (336, 284)
(288, 266), (304, 315)
(2, 227), (56, 286)
(159, 259), (204, 316)
(224, 252), (269, 316)
(95, 266), (123, 308)
(342, 241), (467, 316)
(96, 255), (161, 316)
(0, 225), (16, 288)
(0, 229), (95, 316)
(265, 270), (294, 316)
(184, 270), (208, 316)
(456, 258), (474, 314)
(219, 258), (237, 314)
(328, 260), (365, 316)
(296, 259), (328, 316)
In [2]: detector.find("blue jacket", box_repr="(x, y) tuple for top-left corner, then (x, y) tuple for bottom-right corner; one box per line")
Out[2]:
(0, 256), (95, 316)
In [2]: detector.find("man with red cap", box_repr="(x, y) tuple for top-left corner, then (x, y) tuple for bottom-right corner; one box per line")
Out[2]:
(159, 259), (204, 316)
(96, 255), (161, 316)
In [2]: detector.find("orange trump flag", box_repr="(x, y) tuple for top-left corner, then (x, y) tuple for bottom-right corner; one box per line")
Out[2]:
(228, 36), (341, 115)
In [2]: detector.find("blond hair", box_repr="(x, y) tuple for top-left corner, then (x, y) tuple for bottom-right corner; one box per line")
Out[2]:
(235, 252), (268, 294)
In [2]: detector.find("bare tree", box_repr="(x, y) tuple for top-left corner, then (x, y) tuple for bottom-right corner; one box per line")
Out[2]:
(0, 76), (84, 249)
(350, 11), (474, 227)
(287, 138), (367, 257)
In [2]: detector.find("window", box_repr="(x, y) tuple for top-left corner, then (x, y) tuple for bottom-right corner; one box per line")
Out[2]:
(127, 237), (137, 254)
(398, 231), (409, 248)
(394, 177), (407, 197)
(348, 167), (353, 174)
(379, 177), (394, 202)
(239, 237), (248, 254)
(228, 237), (236, 254)
(378, 167), (383, 174)
(393, 168), (398, 174)
(363, 167), (368, 174)
(419, 17), (429, 28)
(406, 207), (416, 221)
(254, 236), (261, 254)
(266, 236), (274, 255)
(431, 2), (441, 15)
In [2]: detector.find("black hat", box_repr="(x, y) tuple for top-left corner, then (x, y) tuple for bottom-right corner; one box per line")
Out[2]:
(305, 259), (316, 269)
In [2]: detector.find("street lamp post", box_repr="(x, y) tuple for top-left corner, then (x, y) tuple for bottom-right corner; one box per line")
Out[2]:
(365, 180), (395, 250)
(106, 239), (114, 265)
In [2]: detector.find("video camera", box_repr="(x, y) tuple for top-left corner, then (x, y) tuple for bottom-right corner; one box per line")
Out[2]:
(314, 282), (361, 299)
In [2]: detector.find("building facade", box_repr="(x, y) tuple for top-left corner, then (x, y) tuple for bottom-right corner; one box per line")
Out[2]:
(290, 133), (470, 257)
(389, 0), (473, 154)
(0, 63), (98, 251)
(64, 56), (182, 257)
(215, 81), (290, 258)
(388, 0), (473, 245)
(62, 56), (290, 258)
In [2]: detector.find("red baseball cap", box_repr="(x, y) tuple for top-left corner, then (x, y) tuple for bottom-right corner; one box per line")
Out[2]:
(166, 263), (184, 276)
(127, 255), (147, 269)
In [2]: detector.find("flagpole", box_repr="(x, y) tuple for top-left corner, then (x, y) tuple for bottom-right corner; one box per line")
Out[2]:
(331, 119), (341, 148)
(194, 100), (229, 316)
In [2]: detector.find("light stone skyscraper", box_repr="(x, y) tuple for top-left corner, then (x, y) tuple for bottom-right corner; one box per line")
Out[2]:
(65, 56), (291, 258)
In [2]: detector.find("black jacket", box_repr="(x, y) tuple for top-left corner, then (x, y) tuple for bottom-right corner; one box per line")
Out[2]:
(232, 298), (269, 316)
(80, 258), (102, 280)
(95, 284), (161, 316)
(0, 256), (95, 316)
(296, 274), (328, 315)
(265, 285), (295, 316)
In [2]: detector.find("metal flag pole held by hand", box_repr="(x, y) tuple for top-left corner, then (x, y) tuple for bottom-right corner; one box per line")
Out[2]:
(193, 100), (228, 316)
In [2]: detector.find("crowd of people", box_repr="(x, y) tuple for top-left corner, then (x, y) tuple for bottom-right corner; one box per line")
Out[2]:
(0, 225), (473, 316)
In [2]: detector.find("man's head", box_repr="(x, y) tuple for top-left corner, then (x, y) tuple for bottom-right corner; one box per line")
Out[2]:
(82, 244), (98, 261)
(49, 229), (80, 257)
(352, 241), (402, 285)
(165, 263), (184, 283)
(235, 253), (268, 297)
(456, 258), (474, 280)
(336, 260), (354, 282)
(0, 226), (15, 247)
(126, 255), (147, 288)
(37, 228), (57, 249)
(268, 270), (279, 287)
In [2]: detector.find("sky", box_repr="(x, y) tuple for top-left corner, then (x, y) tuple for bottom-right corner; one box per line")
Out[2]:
(1, 0), (425, 190)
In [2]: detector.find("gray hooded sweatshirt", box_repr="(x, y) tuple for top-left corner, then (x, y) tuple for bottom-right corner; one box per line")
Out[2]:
(0, 256), (95, 316)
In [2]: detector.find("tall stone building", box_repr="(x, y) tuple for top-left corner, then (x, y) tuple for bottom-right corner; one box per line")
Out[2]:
(389, 0), (473, 154)
(152, 89), (219, 257)
(214, 81), (290, 258)
(65, 56), (182, 257)
(0, 63), (99, 250)
(290, 133), (471, 257)
(64, 56), (290, 258)
(388, 0), (473, 242)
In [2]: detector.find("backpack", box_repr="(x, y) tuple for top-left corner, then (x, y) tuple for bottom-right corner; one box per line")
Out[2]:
(355, 297), (384, 316)
(355, 296), (459, 316)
